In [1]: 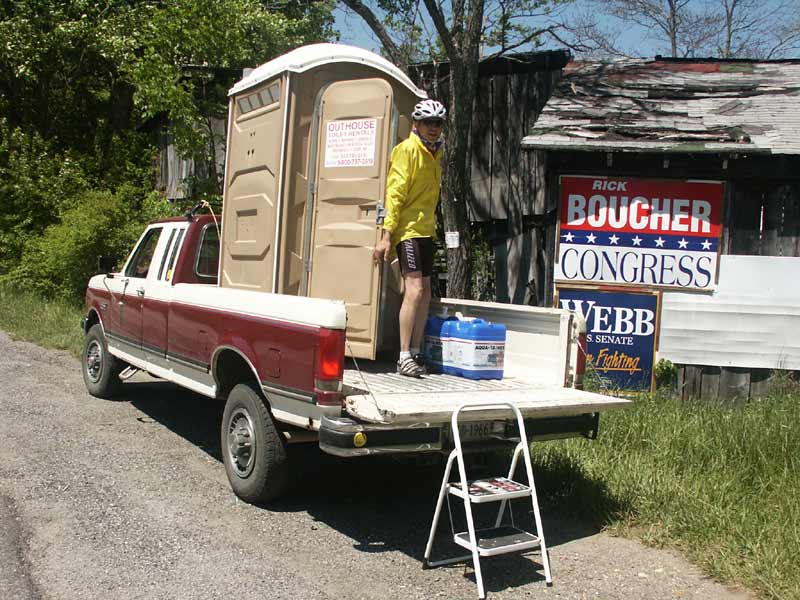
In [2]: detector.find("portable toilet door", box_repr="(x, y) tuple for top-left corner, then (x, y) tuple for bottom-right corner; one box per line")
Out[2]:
(219, 77), (286, 292)
(305, 78), (395, 360)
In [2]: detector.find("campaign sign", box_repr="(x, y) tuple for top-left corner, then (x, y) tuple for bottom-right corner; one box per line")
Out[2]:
(557, 287), (659, 392)
(555, 176), (724, 290)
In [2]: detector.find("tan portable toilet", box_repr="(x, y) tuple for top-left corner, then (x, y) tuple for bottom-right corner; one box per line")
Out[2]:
(220, 43), (428, 359)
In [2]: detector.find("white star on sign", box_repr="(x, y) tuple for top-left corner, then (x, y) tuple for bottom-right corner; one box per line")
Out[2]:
(655, 237), (665, 248)
(562, 232), (574, 242)
(632, 236), (642, 246)
(678, 238), (689, 249)
(701, 239), (712, 250)
(586, 233), (597, 244)
(609, 234), (620, 245)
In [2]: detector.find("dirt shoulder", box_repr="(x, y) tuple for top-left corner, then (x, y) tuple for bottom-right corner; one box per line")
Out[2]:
(0, 331), (754, 599)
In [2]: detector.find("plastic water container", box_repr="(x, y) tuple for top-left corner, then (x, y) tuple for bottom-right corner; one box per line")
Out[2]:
(423, 315), (456, 373)
(447, 318), (506, 380)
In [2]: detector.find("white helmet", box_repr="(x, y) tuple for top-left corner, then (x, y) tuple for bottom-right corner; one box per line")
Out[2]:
(412, 99), (446, 121)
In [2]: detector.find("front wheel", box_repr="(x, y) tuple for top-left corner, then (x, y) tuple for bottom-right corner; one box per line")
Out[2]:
(82, 324), (124, 399)
(221, 383), (289, 503)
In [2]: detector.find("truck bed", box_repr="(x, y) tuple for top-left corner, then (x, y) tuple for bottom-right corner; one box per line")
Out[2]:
(343, 361), (631, 424)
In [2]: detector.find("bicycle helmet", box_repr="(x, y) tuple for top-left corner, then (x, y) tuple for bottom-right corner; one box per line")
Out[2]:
(412, 99), (446, 121)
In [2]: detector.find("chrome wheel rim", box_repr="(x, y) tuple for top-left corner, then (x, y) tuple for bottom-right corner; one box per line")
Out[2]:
(85, 340), (103, 383)
(228, 408), (256, 478)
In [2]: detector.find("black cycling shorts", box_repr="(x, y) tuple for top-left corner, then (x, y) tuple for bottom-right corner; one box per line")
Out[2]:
(396, 237), (434, 277)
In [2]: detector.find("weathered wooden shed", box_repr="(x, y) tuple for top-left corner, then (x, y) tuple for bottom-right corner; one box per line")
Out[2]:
(523, 57), (800, 401)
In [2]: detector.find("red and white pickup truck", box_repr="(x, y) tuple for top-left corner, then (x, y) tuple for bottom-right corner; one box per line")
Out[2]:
(81, 212), (629, 503)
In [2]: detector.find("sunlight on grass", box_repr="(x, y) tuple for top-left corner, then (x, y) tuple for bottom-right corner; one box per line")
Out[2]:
(535, 390), (800, 600)
(0, 283), (84, 357)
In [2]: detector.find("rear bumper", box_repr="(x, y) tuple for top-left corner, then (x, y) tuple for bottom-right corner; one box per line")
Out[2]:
(319, 412), (600, 457)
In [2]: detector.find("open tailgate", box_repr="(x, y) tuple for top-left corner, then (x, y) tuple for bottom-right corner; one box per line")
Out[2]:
(343, 369), (632, 424)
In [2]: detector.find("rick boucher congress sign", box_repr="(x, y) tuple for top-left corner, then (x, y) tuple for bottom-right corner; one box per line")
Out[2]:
(555, 176), (724, 290)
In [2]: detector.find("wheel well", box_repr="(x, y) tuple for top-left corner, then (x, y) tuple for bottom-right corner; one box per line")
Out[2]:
(214, 349), (261, 400)
(84, 310), (100, 333)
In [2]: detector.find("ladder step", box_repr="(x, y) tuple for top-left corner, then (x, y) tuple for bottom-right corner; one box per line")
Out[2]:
(454, 526), (541, 557)
(449, 476), (531, 503)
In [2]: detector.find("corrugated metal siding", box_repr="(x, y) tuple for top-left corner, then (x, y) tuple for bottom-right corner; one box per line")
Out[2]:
(659, 255), (800, 369)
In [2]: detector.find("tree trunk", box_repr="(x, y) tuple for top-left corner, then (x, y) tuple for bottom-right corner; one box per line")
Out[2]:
(441, 58), (476, 299)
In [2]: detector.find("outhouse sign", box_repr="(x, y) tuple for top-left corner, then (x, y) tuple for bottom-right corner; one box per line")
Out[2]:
(324, 118), (378, 168)
(554, 176), (724, 290)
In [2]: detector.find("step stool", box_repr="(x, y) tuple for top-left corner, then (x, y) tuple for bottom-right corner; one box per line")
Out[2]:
(423, 402), (552, 599)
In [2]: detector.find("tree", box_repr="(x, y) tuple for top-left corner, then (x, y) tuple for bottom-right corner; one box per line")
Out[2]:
(339, 0), (570, 299)
(711, 0), (800, 58)
(0, 0), (335, 295)
(572, 0), (800, 59)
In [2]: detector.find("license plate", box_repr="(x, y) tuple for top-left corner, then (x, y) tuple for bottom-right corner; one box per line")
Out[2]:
(444, 421), (498, 444)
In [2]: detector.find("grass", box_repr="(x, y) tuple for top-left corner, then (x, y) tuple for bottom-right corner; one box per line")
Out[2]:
(534, 389), (800, 600)
(1, 283), (798, 598)
(0, 283), (84, 357)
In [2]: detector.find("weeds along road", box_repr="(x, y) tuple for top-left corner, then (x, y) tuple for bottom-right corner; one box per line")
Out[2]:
(0, 330), (753, 600)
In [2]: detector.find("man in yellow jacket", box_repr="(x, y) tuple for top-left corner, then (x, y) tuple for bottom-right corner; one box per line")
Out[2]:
(372, 99), (446, 377)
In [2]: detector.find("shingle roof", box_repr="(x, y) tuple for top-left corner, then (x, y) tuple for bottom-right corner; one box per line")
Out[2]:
(522, 58), (800, 155)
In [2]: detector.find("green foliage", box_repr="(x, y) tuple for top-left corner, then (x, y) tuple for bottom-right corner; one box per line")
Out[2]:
(0, 0), (336, 302)
(5, 186), (175, 300)
(0, 120), (91, 274)
(654, 358), (677, 391)
(534, 392), (800, 599)
(118, 0), (334, 165)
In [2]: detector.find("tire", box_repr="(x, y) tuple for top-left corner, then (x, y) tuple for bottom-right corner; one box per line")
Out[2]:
(221, 383), (289, 503)
(82, 324), (124, 399)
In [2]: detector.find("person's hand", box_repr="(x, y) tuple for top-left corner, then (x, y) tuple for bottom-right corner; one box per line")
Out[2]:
(372, 236), (392, 264)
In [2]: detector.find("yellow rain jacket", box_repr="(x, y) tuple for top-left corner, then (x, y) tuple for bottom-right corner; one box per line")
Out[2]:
(382, 132), (443, 246)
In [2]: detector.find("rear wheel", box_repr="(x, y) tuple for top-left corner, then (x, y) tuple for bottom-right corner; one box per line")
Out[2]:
(221, 383), (289, 503)
(82, 324), (124, 399)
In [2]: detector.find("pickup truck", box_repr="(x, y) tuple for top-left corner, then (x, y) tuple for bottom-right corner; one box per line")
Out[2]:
(81, 211), (630, 503)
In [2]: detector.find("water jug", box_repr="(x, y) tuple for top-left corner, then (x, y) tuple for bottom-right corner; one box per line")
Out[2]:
(447, 317), (506, 380)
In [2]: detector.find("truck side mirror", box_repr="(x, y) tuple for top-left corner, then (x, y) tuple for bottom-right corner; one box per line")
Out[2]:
(98, 255), (120, 276)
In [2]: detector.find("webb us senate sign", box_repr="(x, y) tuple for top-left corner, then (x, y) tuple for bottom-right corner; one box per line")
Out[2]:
(555, 176), (724, 290)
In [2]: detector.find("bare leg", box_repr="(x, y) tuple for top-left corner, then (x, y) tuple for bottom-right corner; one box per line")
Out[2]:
(411, 276), (431, 350)
(399, 272), (424, 353)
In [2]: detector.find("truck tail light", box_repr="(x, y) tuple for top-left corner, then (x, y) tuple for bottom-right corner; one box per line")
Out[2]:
(315, 327), (345, 406)
(574, 332), (587, 390)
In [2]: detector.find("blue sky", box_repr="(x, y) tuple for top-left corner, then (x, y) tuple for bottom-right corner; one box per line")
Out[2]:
(332, 1), (800, 60)
(332, 4), (663, 58)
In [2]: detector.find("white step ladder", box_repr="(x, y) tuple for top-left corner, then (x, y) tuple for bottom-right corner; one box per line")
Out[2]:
(423, 402), (552, 599)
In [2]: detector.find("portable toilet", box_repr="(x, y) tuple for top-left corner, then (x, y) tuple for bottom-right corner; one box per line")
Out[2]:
(220, 44), (428, 359)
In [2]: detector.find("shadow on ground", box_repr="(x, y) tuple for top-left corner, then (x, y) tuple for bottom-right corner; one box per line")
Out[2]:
(122, 377), (619, 594)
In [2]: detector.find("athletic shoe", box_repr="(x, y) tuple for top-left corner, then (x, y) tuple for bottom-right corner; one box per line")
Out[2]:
(397, 357), (424, 378)
(413, 354), (429, 375)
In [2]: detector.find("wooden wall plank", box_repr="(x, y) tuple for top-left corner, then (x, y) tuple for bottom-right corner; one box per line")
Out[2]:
(701, 366), (721, 402)
(728, 186), (762, 255)
(719, 367), (750, 404)
(470, 75), (495, 222)
(780, 184), (800, 257)
(749, 368), (772, 398)
(683, 365), (702, 401)
(491, 74), (510, 221)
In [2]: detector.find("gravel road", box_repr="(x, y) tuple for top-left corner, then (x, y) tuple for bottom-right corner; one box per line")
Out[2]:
(0, 330), (754, 600)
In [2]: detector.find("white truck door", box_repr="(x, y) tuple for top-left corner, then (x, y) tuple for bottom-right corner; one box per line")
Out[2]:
(307, 78), (394, 360)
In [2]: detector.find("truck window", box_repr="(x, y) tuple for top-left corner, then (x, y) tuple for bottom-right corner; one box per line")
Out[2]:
(164, 229), (185, 281)
(157, 229), (177, 280)
(125, 228), (162, 279)
(195, 224), (220, 283)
